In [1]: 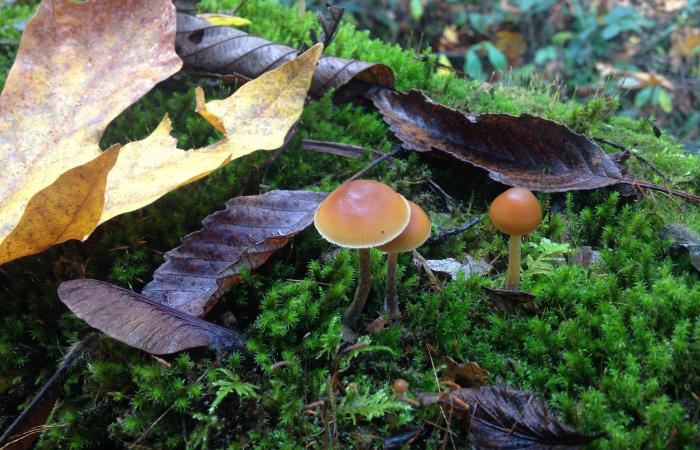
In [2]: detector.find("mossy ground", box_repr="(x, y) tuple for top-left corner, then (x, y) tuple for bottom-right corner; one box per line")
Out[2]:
(1, 1), (700, 449)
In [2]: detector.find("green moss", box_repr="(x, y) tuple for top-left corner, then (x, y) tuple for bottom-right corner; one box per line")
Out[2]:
(1, 0), (700, 448)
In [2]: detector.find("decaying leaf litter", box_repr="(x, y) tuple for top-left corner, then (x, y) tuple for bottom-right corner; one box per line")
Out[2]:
(2, 0), (700, 448)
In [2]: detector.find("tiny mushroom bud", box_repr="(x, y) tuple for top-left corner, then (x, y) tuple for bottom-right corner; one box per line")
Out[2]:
(377, 200), (431, 320)
(393, 378), (409, 395)
(314, 180), (410, 327)
(489, 188), (542, 290)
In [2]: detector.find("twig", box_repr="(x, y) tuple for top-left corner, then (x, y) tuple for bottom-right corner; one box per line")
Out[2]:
(345, 144), (402, 182)
(594, 137), (670, 182)
(426, 346), (457, 450)
(0, 39), (19, 46)
(619, 178), (700, 203)
(233, 0), (250, 14)
(426, 217), (480, 245)
(426, 179), (455, 213)
(302, 139), (382, 159)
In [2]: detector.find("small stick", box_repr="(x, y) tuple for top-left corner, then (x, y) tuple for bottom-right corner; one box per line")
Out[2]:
(346, 144), (402, 182)
(594, 137), (670, 182)
(619, 178), (700, 203)
(426, 179), (455, 213)
(426, 217), (480, 245)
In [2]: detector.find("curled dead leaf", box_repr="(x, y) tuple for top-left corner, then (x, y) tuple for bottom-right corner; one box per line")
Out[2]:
(141, 190), (327, 317)
(176, 13), (394, 102)
(441, 356), (488, 388)
(418, 385), (606, 448)
(370, 88), (700, 202)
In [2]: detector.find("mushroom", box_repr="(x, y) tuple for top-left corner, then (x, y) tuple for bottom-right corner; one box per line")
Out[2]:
(377, 200), (431, 320)
(314, 180), (410, 327)
(488, 188), (542, 290)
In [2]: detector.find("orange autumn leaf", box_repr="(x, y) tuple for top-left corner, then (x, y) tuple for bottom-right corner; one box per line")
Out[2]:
(0, 0), (322, 264)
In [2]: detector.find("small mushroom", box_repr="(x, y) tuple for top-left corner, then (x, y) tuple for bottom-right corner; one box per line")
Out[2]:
(314, 180), (410, 327)
(488, 188), (542, 290)
(377, 200), (431, 320)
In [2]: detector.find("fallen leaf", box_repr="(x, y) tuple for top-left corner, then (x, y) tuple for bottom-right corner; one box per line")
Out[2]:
(670, 27), (700, 68)
(0, 0), (322, 265)
(441, 356), (488, 388)
(369, 89), (700, 202)
(495, 31), (527, 66)
(371, 89), (623, 191)
(198, 13), (251, 27)
(0, 336), (95, 450)
(484, 287), (540, 316)
(57, 279), (245, 355)
(141, 190), (327, 317)
(310, 3), (344, 48)
(419, 385), (605, 449)
(176, 13), (394, 101)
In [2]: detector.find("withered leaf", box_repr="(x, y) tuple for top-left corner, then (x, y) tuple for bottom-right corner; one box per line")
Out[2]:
(441, 356), (488, 388)
(57, 280), (245, 355)
(142, 190), (327, 317)
(484, 287), (540, 316)
(176, 13), (394, 101)
(370, 89), (700, 202)
(310, 4), (345, 48)
(0, 336), (95, 450)
(371, 89), (622, 192)
(0, 0), (322, 265)
(419, 385), (604, 449)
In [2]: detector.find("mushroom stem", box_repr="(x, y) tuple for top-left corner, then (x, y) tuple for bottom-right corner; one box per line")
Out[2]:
(384, 252), (400, 320)
(343, 248), (372, 326)
(506, 234), (522, 290)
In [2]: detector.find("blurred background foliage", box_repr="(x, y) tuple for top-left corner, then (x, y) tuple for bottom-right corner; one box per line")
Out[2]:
(286, 0), (700, 147)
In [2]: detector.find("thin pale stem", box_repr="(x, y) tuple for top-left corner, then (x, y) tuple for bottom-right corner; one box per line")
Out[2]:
(384, 252), (400, 320)
(506, 235), (522, 290)
(343, 248), (372, 326)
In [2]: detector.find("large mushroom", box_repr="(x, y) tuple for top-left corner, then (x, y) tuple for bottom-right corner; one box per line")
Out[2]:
(489, 188), (542, 290)
(314, 180), (410, 327)
(377, 200), (431, 320)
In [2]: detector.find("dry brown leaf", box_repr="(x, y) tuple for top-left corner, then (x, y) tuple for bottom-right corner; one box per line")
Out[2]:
(418, 385), (605, 448)
(141, 190), (327, 317)
(670, 27), (700, 67)
(58, 279), (245, 355)
(441, 356), (489, 388)
(176, 13), (394, 102)
(370, 88), (700, 202)
(495, 31), (527, 66)
(0, 0), (322, 264)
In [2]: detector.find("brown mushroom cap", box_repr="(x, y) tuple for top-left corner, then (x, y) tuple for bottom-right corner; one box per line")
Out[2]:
(377, 200), (431, 253)
(489, 188), (542, 236)
(314, 179), (410, 248)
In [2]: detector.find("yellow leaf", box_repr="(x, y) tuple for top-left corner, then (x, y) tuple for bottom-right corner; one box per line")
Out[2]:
(198, 13), (252, 27)
(671, 28), (700, 58)
(0, 0), (322, 265)
(495, 31), (527, 65)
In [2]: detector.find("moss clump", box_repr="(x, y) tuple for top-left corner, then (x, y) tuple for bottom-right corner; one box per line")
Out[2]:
(1, 0), (700, 449)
